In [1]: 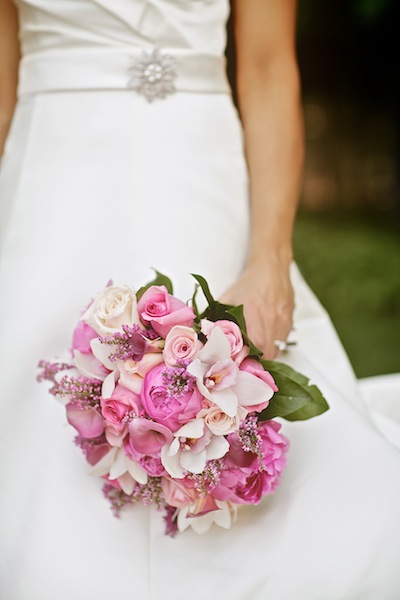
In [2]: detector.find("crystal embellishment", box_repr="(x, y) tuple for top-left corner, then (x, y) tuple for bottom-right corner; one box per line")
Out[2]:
(127, 49), (177, 102)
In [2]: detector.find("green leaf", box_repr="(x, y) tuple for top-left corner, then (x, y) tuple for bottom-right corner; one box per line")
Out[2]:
(226, 305), (247, 333)
(190, 273), (215, 306)
(258, 360), (329, 421)
(191, 283), (200, 319)
(136, 269), (173, 301)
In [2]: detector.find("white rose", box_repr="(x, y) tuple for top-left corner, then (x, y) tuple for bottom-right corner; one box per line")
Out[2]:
(199, 404), (247, 436)
(81, 284), (139, 335)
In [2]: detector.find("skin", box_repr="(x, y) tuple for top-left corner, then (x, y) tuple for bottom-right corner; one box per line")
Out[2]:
(0, 0), (19, 157)
(220, 0), (304, 359)
(0, 0), (303, 359)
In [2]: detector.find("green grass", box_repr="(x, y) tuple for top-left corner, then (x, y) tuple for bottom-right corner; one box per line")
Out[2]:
(294, 211), (400, 377)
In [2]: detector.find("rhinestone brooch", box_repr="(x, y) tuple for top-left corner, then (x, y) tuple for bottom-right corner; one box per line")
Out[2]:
(127, 49), (177, 102)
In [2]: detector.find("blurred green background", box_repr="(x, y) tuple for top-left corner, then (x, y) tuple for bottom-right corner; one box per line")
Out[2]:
(294, 0), (400, 377)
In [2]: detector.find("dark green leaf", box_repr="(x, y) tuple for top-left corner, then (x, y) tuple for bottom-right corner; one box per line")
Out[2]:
(190, 273), (215, 306)
(258, 360), (329, 421)
(136, 269), (173, 301)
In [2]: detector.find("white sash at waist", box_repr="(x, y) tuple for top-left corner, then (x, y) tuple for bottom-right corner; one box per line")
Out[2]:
(18, 47), (231, 100)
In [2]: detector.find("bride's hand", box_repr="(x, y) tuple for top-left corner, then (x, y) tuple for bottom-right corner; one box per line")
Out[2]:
(218, 257), (294, 359)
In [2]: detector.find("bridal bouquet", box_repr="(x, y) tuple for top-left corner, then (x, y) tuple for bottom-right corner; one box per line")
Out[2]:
(37, 272), (328, 535)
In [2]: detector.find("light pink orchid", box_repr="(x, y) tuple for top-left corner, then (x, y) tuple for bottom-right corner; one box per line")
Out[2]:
(161, 418), (229, 479)
(187, 327), (275, 418)
(177, 499), (237, 534)
(89, 445), (148, 494)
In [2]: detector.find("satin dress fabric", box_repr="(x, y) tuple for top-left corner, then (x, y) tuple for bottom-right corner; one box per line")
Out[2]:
(0, 1), (400, 599)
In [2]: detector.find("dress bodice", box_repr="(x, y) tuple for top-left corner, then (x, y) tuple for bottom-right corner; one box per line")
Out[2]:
(16, 0), (230, 58)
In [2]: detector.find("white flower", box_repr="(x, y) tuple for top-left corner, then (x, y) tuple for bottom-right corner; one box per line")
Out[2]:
(177, 499), (237, 534)
(188, 327), (273, 417)
(81, 284), (139, 336)
(89, 446), (148, 494)
(198, 404), (248, 436)
(161, 418), (229, 479)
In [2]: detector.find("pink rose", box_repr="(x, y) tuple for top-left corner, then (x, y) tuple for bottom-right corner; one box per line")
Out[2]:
(66, 404), (104, 438)
(163, 326), (203, 366)
(137, 285), (195, 338)
(101, 384), (143, 424)
(71, 321), (98, 354)
(141, 363), (203, 432)
(201, 319), (246, 362)
(138, 456), (166, 477)
(162, 478), (198, 509)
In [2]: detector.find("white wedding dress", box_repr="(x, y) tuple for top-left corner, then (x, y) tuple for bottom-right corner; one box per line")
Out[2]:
(1, 1), (400, 599)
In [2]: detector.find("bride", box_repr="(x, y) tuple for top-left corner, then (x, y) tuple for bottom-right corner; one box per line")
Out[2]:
(1, 1), (399, 598)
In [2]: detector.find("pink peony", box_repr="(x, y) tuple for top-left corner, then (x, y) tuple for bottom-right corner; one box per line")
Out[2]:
(137, 285), (195, 338)
(163, 326), (203, 366)
(141, 363), (203, 432)
(213, 420), (289, 504)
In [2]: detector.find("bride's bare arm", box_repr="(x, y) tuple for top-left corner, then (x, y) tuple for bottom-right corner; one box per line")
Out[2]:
(0, 0), (20, 157)
(220, 0), (303, 359)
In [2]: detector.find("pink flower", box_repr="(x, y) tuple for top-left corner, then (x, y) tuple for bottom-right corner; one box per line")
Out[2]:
(139, 456), (166, 477)
(126, 418), (173, 458)
(101, 384), (143, 424)
(117, 353), (164, 394)
(237, 358), (278, 413)
(66, 404), (104, 438)
(71, 321), (98, 354)
(162, 478), (198, 508)
(240, 358), (278, 392)
(214, 421), (289, 504)
(201, 319), (246, 362)
(137, 285), (195, 338)
(161, 418), (229, 478)
(163, 326), (203, 366)
(141, 363), (203, 432)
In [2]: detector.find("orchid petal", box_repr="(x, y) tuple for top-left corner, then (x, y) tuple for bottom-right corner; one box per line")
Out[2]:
(88, 447), (117, 477)
(126, 457), (148, 485)
(180, 448), (207, 474)
(186, 360), (212, 400)
(118, 472), (136, 495)
(161, 445), (185, 479)
(234, 371), (274, 407)
(197, 327), (231, 364)
(109, 447), (127, 479)
(211, 388), (238, 418)
(187, 512), (214, 535)
(90, 338), (116, 371)
(168, 437), (180, 456)
(74, 350), (107, 381)
(102, 370), (119, 398)
(205, 434), (230, 460)
(175, 418), (205, 440)
(213, 501), (233, 529)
